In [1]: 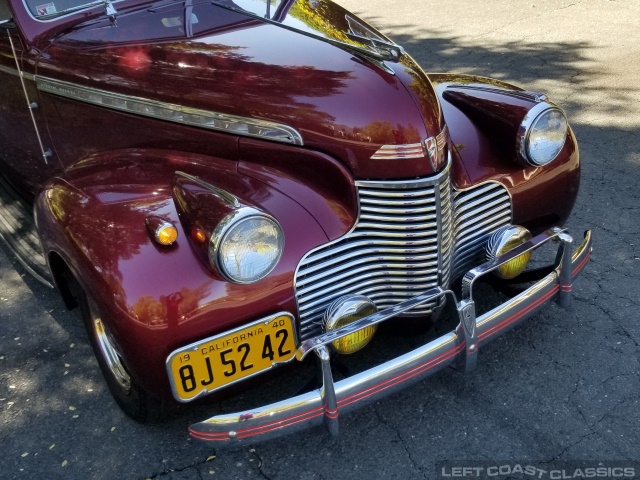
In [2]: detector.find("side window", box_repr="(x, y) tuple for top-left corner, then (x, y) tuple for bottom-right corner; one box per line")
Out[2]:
(0, 0), (12, 22)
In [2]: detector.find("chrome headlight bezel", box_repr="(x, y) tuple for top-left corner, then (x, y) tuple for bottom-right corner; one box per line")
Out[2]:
(516, 102), (568, 167)
(209, 207), (284, 284)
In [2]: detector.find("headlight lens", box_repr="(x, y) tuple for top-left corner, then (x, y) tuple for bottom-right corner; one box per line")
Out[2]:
(213, 213), (284, 284)
(518, 105), (568, 167)
(486, 225), (532, 279)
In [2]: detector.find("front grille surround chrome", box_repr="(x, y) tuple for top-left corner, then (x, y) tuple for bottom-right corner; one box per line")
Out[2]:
(294, 163), (453, 341)
(294, 164), (513, 341)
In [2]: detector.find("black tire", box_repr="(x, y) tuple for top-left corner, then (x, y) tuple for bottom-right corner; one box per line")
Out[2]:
(79, 289), (166, 423)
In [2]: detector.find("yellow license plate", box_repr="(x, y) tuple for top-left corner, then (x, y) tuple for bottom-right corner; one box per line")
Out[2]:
(167, 313), (297, 402)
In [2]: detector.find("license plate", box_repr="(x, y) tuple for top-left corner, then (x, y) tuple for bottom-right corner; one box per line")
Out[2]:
(167, 313), (297, 402)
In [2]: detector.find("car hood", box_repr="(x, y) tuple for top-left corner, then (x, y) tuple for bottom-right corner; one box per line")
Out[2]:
(38, 0), (444, 178)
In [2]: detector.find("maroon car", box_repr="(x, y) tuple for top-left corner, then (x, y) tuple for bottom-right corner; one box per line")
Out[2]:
(0, 0), (591, 444)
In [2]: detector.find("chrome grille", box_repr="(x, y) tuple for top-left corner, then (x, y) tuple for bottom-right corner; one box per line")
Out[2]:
(294, 167), (452, 341)
(450, 182), (512, 280)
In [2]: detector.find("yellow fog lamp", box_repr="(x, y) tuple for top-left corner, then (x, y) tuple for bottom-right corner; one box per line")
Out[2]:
(486, 225), (533, 279)
(324, 295), (378, 354)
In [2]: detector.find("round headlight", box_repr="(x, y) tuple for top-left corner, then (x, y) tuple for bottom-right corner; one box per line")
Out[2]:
(211, 210), (284, 284)
(486, 225), (532, 279)
(517, 104), (568, 167)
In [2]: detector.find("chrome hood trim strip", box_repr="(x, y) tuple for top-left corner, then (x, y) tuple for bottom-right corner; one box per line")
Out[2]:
(35, 77), (304, 146)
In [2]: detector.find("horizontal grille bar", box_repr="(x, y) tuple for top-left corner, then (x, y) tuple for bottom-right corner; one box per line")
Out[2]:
(450, 182), (512, 280)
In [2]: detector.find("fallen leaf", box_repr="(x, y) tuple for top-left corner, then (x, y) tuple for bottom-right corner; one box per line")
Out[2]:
(68, 406), (76, 411)
(72, 415), (79, 419)
(206, 455), (216, 461)
(111, 427), (116, 432)
(50, 444), (55, 450)
(62, 460), (68, 467)
(21, 453), (28, 457)
(70, 344), (75, 348)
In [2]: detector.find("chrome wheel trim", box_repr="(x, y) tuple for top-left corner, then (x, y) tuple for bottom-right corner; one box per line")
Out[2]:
(89, 302), (131, 394)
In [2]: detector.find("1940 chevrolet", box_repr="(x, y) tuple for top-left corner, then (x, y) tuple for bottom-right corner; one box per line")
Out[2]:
(0, 0), (591, 444)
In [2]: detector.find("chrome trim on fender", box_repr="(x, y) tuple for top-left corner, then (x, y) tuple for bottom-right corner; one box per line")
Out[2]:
(189, 229), (592, 445)
(370, 143), (425, 160)
(447, 83), (548, 103)
(36, 77), (304, 145)
(370, 126), (448, 161)
(175, 171), (240, 208)
(0, 65), (20, 77)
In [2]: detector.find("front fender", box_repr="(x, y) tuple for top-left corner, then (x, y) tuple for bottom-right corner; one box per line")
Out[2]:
(429, 73), (580, 233)
(34, 148), (330, 399)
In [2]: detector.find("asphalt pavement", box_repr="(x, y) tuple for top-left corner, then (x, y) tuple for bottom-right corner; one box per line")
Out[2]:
(1, 0), (639, 478)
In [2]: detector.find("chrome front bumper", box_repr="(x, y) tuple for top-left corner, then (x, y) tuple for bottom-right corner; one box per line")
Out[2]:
(189, 228), (592, 445)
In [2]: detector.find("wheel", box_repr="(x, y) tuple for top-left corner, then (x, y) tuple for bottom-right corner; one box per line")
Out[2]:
(79, 289), (166, 422)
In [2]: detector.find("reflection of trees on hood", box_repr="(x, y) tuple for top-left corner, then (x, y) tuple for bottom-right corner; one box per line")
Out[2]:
(51, 37), (352, 129)
(286, 0), (352, 44)
(358, 121), (421, 144)
(157, 41), (350, 127)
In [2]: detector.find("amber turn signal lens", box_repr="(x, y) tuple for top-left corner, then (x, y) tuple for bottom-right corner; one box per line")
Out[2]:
(191, 227), (207, 245)
(156, 224), (178, 246)
(486, 225), (532, 279)
(146, 216), (178, 246)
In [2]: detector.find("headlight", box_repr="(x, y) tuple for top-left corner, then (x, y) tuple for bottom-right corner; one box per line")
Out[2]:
(517, 103), (568, 167)
(210, 208), (284, 284)
(486, 225), (532, 279)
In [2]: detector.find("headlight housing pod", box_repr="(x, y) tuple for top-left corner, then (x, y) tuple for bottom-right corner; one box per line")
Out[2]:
(172, 172), (284, 284)
(210, 207), (284, 284)
(442, 84), (569, 168)
(485, 225), (533, 279)
(516, 103), (568, 167)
